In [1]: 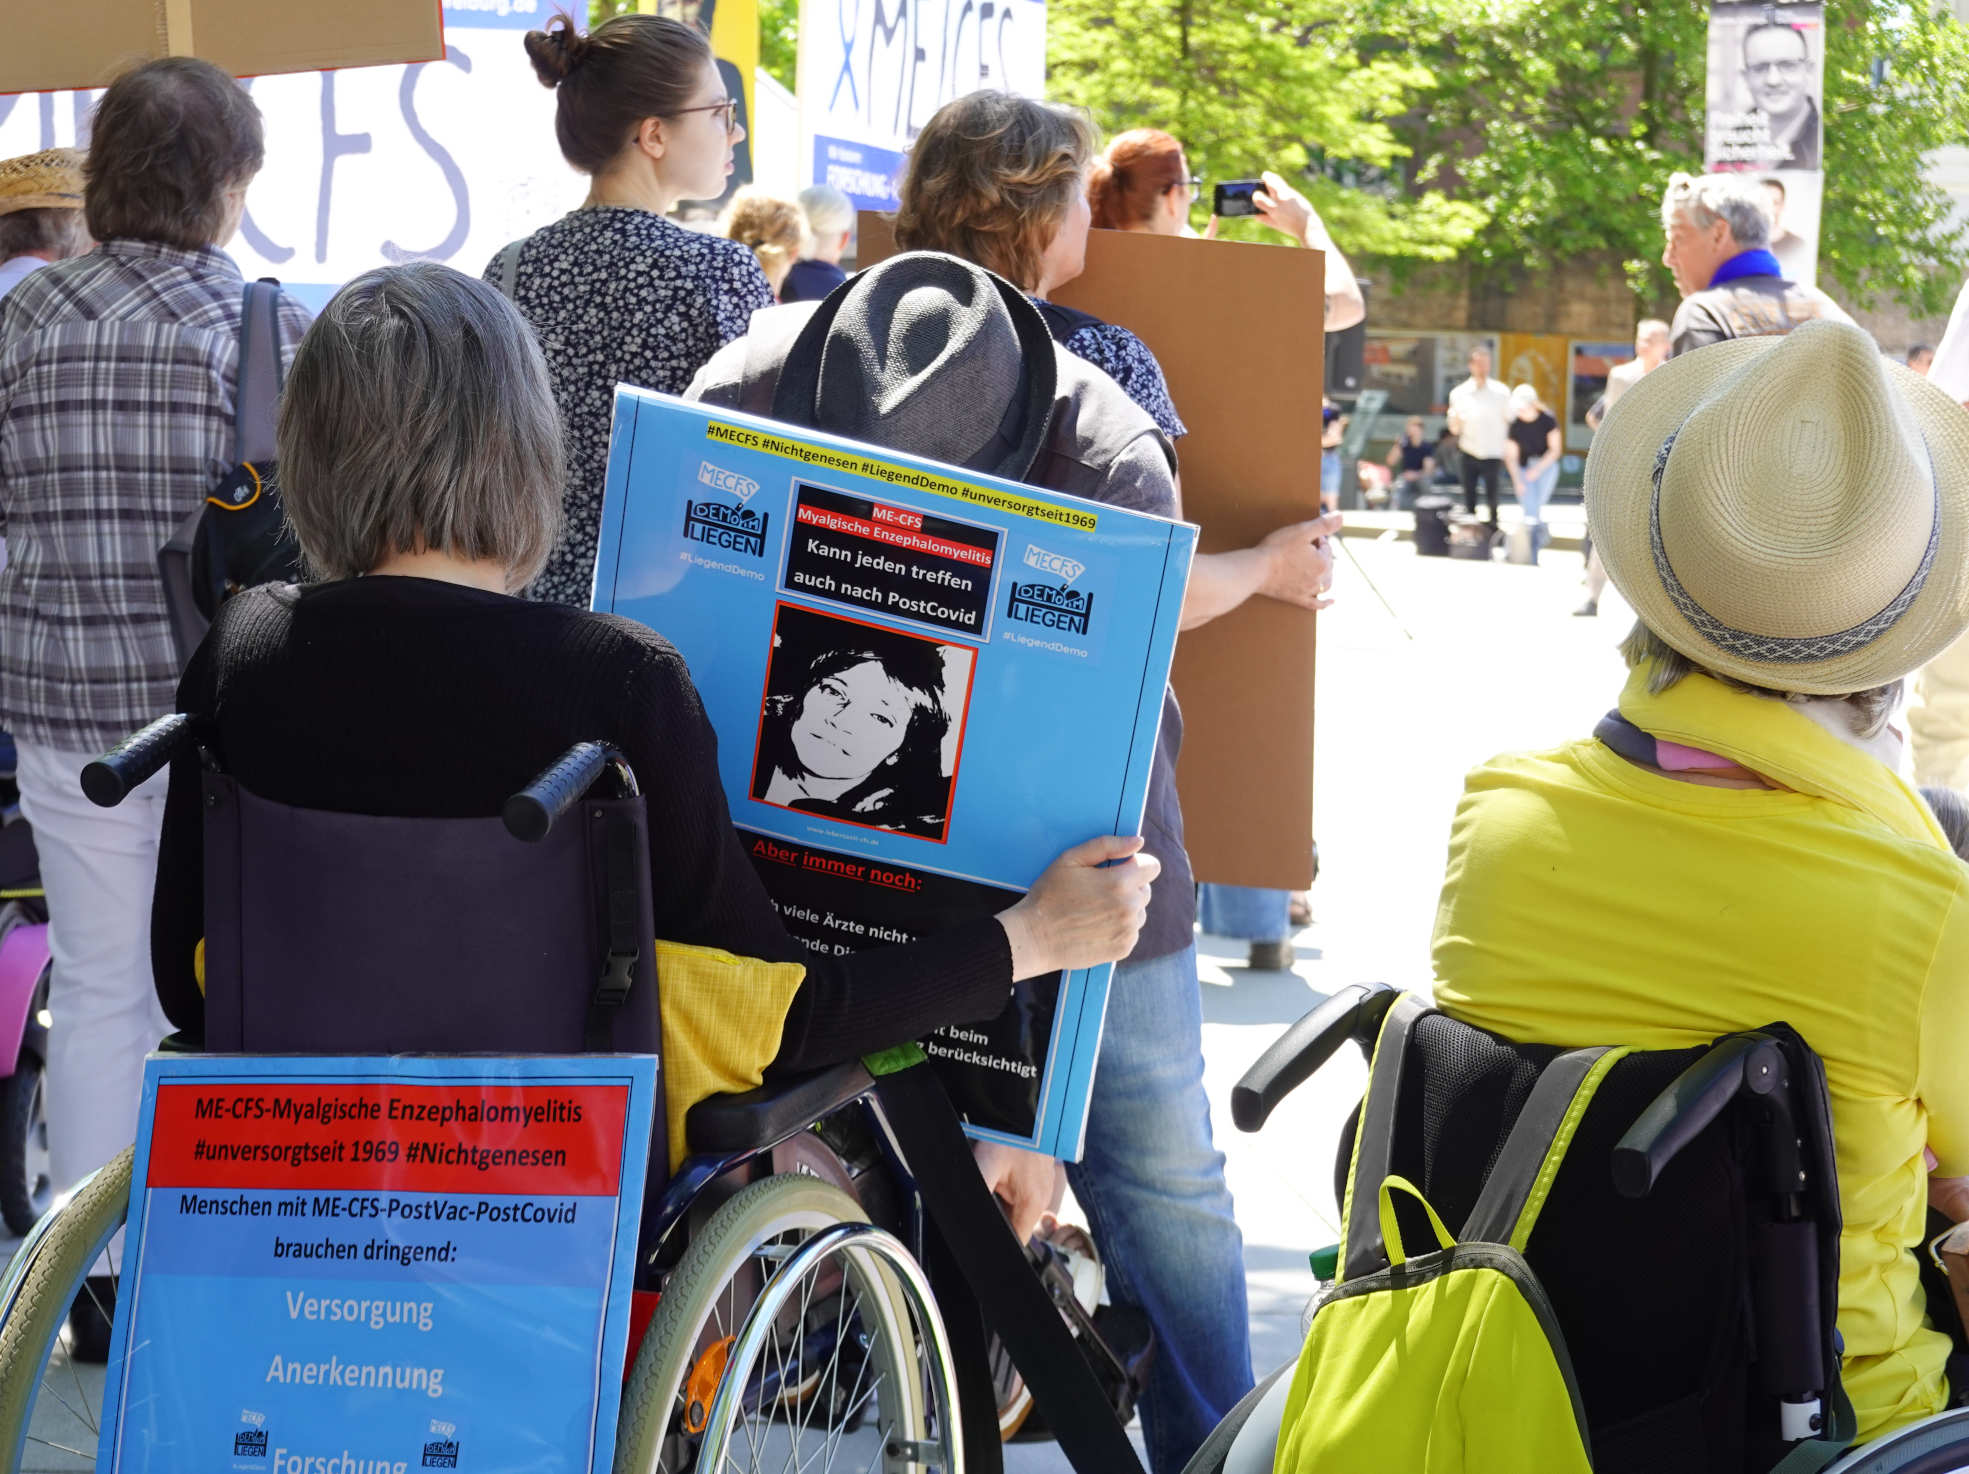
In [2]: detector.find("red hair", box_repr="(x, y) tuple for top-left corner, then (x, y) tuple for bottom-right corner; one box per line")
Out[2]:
(1087, 129), (1185, 230)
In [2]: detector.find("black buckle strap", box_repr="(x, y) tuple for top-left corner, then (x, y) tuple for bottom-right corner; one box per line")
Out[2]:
(586, 808), (642, 1052)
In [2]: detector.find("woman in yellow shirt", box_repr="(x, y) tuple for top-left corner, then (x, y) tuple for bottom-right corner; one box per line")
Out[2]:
(1432, 319), (1969, 1441)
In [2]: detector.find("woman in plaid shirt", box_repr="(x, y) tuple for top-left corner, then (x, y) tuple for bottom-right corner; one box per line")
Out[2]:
(0, 58), (308, 1351)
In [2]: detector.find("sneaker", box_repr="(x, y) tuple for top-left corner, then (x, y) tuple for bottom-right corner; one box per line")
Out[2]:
(67, 1275), (115, 1364)
(1573, 599), (1599, 618)
(1248, 940), (1294, 971)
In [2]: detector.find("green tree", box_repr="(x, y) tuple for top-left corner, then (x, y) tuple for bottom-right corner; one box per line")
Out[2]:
(1366, 0), (1969, 316)
(1046, 0), (1485, 260)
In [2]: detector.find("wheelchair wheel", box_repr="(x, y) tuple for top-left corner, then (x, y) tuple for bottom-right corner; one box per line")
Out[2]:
(616, 1174), (956, 1473)
(0, 1145), (131, 1474)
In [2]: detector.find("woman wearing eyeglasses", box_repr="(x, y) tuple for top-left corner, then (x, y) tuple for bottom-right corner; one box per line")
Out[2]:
(487, 12), (772, 606)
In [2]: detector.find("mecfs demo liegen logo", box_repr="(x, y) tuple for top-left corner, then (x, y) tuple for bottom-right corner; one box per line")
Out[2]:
(234, 1412), (269, 1458)
(698, 460), (759, 505)
(1007, 581), (1095, 635)
(683, 500), (769, 557)
(421, 1438), (460, 1468)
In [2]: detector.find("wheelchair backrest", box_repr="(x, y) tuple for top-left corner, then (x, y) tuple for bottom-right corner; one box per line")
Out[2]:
(200, 772), (661, 1064)
(1353, 1009), (1842, 1474)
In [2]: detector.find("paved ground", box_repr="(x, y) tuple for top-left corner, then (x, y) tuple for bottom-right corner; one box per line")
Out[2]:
(0, 535), (1638, 1471)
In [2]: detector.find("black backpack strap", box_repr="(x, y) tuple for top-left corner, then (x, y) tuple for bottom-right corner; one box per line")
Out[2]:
(869, 1059), (1148, 1474)
(1339, 991), (1432, 1280)
(236, 279), (284, 465)
(1458, 1045), (1624, 1247)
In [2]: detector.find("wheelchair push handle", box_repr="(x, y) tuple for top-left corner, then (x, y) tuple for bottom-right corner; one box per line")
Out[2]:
(1612, 1035), (1785, 1199)
(1231, 983), (1397, 1134)
(82, 714), (198, 808)
(503, 742), (629, 842)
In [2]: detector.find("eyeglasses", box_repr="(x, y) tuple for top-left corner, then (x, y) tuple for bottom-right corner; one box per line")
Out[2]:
(1166, 174), (1204, 203)
(1745, 59), (1807, 78)
(672, 97), (740, 134)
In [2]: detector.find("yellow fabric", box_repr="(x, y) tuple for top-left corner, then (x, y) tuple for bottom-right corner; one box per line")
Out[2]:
(1379, 1175), (1456, 1267)
(194, 937), (205, 994)
(1433, 664), (1969, 1440)
(1274, 1257), (1592, 1474)
(652, 939), (807, 1172)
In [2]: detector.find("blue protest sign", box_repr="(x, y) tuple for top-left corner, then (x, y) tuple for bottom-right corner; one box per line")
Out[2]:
(593, 391), (1195, 1158)
(95, 1055), (658, 1474)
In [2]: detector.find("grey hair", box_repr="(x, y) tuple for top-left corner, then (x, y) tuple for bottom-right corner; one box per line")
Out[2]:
(276, 262), (565, 589)
(797, 184), (854, 237)
(1660, 172), (1770, 250)
(1619, 621), (1904, 739)
(0, 207), (88, 261)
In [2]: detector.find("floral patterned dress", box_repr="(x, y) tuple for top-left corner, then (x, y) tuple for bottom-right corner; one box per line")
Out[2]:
(489, 207), (775, 605)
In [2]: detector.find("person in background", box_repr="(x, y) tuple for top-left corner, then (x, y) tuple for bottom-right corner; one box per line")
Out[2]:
(1090, 125), (1359, 966)
(1386, 416), (1435, 510)
(783, 183), (853, 303)
(488, 11), (772, 606)
(1908, 344), (1935, 377)
(1319, 398), (1347, 514)
(0, 58), (312, 1360)
(1503, 384), (1560, 561)
(1446, 345), (1511, 529)
(1660, 171), (1847, 358)
(1431, 423), (1462, 486)
(891, 90), (1343, 1471)
(1760, 176), (1812, 285)
(1087, 127), (1365, 331)
(0, 149), (88, 303)
(1577, 319), (1671, 616)
(720, 186), (804, 299)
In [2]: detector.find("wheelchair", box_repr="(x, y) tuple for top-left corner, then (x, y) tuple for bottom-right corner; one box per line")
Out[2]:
(1183, 982), (1969, 1474)
(0, 716), (1141, 1474)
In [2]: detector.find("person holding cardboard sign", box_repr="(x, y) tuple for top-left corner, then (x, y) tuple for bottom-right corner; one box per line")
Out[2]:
(890, 90), (1348, 1471)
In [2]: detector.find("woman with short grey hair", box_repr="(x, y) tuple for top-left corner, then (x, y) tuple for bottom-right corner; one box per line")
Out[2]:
(151, 264), (1159, 1192)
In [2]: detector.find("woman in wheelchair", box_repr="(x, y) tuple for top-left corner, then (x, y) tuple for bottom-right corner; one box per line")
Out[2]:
(1429, 320), (1969, 1444)
(145, 262), (1158, 1234)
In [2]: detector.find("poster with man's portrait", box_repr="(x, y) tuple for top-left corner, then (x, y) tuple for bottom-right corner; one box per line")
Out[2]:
(1705, 1), (1826, 173)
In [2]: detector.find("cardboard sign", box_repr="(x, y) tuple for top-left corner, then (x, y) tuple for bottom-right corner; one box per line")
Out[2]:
(98, 1054), (658, 1474)
(2, 0), (444, 95)
(860, 215), (1325, 889)
(593, 392), (1195, 1158)
(794, 0), (1047, 208)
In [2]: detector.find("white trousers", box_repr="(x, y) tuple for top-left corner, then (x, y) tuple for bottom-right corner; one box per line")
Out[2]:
(14, 739), (170, 1202)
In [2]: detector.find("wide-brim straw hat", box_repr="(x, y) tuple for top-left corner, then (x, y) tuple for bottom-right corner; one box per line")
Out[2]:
(1587, 318), (1969, 695)
(0, 148), (85, 217)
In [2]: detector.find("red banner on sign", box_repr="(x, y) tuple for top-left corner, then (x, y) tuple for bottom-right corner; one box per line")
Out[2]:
(794, 503), (996, 567)
(146, 1082), (630, 1196)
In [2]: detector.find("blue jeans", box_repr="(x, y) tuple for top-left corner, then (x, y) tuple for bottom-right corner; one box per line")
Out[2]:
(1197, 883), (1292, 943)
(1066, 943), (1252, 1472)
(1518, 460), (1559, 558)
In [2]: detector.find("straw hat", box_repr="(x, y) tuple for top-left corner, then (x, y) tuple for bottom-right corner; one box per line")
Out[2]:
(1587, 318), (1969, 695)
(0, 149), (85, 217)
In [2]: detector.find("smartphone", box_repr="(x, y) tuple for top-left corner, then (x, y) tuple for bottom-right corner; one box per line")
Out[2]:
(1212, 179), (1262, 218)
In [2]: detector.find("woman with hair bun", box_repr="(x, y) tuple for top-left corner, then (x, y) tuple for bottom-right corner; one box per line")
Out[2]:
(487, 10), (773, 606)
(719, 187), (805, 299)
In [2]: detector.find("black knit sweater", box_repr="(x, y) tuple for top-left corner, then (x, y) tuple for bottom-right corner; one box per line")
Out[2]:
(150, 577), (1012, 1068)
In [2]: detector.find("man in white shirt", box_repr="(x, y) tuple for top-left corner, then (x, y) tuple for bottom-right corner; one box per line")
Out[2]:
(1446, 345), (1512, 527)
(0, 149), (89, 304)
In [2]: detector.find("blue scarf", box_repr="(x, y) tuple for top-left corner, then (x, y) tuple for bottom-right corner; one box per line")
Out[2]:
(1708, 248), (1784, 287)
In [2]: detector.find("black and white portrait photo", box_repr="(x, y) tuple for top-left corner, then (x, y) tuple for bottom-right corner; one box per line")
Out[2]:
(1705, 2), (1825, 173)
(751, 604), (975, 842)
